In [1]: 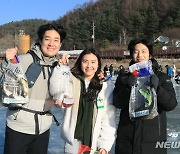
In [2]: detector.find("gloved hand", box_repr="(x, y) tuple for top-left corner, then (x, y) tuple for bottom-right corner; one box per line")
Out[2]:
(128, 75), (137, 87)
(116, 74), (137, 87)
(150, 74), (159, 91)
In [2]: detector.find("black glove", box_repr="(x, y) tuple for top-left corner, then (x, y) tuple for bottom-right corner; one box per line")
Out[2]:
(117, 74), (137, 87)
(150, 74), (159, 91)
(119, 76), (128, 85)
(128, 75), (137, 87)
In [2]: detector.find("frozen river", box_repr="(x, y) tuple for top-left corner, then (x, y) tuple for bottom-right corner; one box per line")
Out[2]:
(0, 81), (180, 154)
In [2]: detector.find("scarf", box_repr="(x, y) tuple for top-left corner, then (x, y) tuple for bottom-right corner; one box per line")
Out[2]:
(74, 76), (98, 147)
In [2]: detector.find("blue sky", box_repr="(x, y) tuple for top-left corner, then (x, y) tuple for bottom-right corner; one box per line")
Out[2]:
(0, 0), (95, 26)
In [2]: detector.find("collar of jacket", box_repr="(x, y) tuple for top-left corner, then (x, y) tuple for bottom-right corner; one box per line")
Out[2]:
(30, 43), (58, 66)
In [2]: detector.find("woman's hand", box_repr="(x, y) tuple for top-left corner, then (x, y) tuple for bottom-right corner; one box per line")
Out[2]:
(99, 148), (107, 154)
(53, 99), (63, 108)
(6, 47), (18, 60)
(53, 99), (73, 108)
(58, 53), (70, 65)
(98, 70), (106, 81)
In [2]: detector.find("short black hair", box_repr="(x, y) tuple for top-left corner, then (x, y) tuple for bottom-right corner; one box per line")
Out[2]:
(37, 23), (66, 42)
(128, 39), (153, 57)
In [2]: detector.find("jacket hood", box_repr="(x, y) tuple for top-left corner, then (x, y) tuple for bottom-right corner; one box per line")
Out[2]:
(151, 58), (159, 73)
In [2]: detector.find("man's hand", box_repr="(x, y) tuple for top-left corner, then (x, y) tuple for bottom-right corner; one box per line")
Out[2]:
(6, 47), (18, 60)
(128, 75), (137, 87)
(58, 53), (70, 65)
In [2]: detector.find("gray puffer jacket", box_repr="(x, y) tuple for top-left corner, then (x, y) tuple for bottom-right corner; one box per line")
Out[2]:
(0, 43), (58, 135)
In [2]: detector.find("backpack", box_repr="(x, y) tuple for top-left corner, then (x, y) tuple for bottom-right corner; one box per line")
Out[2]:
(25, 50), (58, 88)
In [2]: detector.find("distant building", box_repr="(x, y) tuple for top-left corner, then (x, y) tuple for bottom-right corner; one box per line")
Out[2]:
(154, 36), (169, 44)
(155, 36), (180, 49)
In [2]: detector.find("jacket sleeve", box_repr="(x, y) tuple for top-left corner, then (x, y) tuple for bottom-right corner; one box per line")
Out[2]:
(157, 72), (177, 111)
(113, 74), (131, 109)
(97, 82), (116, 152)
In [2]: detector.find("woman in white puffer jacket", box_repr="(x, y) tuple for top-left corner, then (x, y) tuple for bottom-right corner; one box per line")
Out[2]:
(50, 48), (116, 154)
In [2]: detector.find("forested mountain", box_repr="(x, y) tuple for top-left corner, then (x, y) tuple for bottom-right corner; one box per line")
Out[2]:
(0, 0), (179, 51)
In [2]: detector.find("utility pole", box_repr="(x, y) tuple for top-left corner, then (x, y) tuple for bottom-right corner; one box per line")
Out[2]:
(92, 22), (95, 47)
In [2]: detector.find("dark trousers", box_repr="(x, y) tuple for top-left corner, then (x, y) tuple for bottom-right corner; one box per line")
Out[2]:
(4, 126), (50, 154)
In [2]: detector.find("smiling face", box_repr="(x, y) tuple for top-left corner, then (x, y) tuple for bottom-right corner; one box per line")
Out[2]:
(133, 43), (150, 63)
(81, 53), (99, 81)
(40, 30), (61, 57)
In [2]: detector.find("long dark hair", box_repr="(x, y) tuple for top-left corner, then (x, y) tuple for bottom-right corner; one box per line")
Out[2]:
(71, 48), (103, 92)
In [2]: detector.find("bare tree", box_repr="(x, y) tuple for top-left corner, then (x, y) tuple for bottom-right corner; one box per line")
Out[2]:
(122, 27), (127, 45)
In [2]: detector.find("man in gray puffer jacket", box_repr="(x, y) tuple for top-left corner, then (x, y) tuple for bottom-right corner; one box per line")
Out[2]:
(0, 23), (66, 154)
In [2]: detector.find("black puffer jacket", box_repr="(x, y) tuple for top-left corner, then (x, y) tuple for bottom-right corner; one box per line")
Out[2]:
(113, 58), (177, 154)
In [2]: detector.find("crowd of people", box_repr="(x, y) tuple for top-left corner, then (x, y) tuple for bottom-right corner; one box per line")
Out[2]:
(0, 23), (178, 154)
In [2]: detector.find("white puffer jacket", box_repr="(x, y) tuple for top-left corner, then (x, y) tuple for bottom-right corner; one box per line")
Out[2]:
(50, 65), (117, 152)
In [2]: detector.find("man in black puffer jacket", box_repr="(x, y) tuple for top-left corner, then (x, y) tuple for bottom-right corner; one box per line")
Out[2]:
(113, 39), (177, 154)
